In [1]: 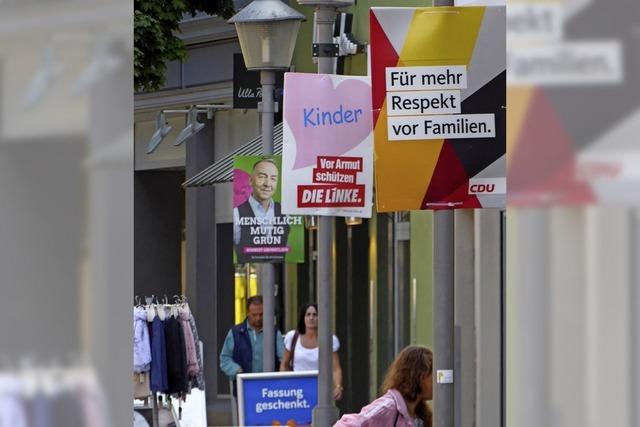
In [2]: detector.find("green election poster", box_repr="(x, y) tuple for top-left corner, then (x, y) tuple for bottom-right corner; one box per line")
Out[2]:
(233, 155), (304, 264)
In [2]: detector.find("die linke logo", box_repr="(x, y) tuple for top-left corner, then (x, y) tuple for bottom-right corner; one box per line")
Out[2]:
(297, 156), (365, 208)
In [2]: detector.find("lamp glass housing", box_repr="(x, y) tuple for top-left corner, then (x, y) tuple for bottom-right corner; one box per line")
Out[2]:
(234, 20), (301, 70)
(345, 216), (362, 226)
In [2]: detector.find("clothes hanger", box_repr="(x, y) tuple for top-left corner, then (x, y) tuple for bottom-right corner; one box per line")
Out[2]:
(150, 295), (163, 321)
(170, 295), (182, 317)
(157, 304), (165, 321)
(181, 296), (191, 315)
(171, 304), (178, 318)
(146, 302), (156, 322)
(161, 294), (172, 320)
(163, 294), (171, 313)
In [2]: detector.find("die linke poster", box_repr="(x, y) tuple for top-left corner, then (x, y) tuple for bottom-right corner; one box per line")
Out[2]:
(282, 72), (374, 218)
(370, 6), (506, 211)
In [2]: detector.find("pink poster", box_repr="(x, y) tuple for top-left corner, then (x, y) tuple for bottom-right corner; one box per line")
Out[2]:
(281, 72), (373, 218)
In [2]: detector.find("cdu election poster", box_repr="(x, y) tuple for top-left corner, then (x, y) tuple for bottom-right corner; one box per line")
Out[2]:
(281, 72), (374, 218)
(370, 6), (506, 210)
(233, 155), (304, 264)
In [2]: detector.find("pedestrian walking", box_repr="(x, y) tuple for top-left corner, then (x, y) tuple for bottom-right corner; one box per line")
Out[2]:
(334, 345), (433, 427)
(279, 303), (343, 401)
(219, 295), (285, 380)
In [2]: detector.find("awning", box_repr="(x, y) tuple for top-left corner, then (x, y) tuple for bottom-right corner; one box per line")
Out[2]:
(183, 122), (283, 187)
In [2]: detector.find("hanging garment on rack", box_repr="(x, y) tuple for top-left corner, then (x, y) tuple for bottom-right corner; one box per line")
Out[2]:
(148, 314), (168, 393)
(133, 372), (150, 400)
(164, 316), (189, 395)
(133, 307), (152, 373)
(186, 308), (206, 391)
(179, 307), (199, 379)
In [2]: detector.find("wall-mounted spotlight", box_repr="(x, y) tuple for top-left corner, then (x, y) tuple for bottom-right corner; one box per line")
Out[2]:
(146, 112), (173, 154)
(145, 104), (232, 154)
(345, 216), (362, 226)
(174, 107), (206, 146)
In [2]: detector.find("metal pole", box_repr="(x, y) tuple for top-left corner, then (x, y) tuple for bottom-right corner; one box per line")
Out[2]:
(315, 213), (336, 425)
(312, 5), (339, 426)
(430, 0), (455, 423)
(151, 392), (159, 427)
(309, 227), (315, 300)
(346, 225), (353, 411)
(261, 69), (276, 373)
(392, 213), (400, 354)
(632, 209), (640, 427)
(434, 210), (454, 427)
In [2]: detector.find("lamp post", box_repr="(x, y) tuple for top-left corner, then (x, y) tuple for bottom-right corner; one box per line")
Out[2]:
(431, 3), (454, 427)
(344, 217), (360, 413)
(229, 0), (304, 374)
(294, 0), (353, 425)
(305, 216), (318, 300)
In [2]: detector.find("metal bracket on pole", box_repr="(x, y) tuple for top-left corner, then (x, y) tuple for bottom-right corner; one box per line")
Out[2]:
(312, 43), (340, 58)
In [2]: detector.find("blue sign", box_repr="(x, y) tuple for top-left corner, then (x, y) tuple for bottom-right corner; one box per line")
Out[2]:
(237, 371), (318, 426)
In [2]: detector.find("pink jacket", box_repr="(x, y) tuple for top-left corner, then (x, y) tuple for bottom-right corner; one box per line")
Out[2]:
(334, 389), (416, 427)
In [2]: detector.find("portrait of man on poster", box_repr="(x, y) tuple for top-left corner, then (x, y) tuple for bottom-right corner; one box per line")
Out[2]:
(233, 158), (291, 264)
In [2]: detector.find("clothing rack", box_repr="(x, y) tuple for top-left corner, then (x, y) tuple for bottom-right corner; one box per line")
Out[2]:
(146, 393), (182, 427)
(134, 294), (203, 427)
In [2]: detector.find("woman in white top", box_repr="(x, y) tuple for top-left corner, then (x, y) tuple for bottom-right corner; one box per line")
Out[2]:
(280, 303), (344, 401)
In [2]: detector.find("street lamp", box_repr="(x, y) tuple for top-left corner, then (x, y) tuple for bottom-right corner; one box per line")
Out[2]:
(229, 0), (304, 71)
(229, 0), (304, 375)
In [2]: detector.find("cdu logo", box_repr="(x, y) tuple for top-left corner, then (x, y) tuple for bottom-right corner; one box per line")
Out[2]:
(468, 178), (506, 195)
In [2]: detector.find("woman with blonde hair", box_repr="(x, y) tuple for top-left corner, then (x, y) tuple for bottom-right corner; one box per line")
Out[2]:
(334, 345), (433, 427)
